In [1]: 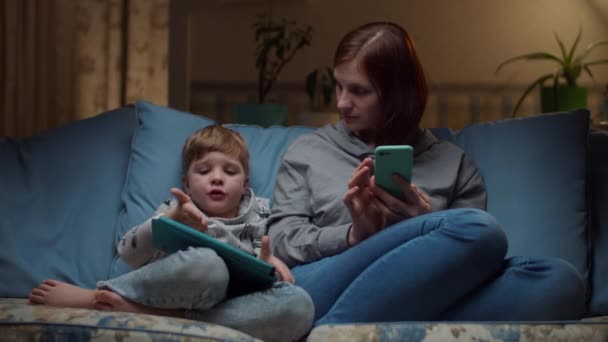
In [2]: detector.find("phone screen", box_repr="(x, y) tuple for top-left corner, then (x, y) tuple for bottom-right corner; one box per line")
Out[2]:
(374, 145), (413, 200)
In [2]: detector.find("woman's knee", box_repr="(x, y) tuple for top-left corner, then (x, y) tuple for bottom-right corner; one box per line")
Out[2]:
(550, 258), (585, 293)
(439, 208), (508, 260)
(547, 258), (586, 318)
(508, 256), (584, 287)
(510, 256), (586, 318)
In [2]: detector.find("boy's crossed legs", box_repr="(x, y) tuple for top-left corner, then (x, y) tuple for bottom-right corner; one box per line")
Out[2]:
(28, 247), (314, 342)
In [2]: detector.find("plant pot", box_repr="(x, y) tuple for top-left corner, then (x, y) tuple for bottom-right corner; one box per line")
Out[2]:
(540, 86), (588, 113)
(233, 103), (289, 127)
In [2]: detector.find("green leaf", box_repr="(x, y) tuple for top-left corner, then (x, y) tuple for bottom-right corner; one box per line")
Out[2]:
(573, 41), (608, 66)
(551, 68), (561, 88)
(512, 74), (553, 117)
(582, 58), (608, 67)
(566, 27), (582, 64)
(583, 65), (595, 82)
(554, 31), (569, 62)
(495, 52), (563, 74)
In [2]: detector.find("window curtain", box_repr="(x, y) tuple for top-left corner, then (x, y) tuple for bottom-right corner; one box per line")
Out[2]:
(1, 0), (168, 138)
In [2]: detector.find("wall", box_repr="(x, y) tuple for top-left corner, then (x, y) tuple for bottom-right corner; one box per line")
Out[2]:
(178, 0), (608, 128)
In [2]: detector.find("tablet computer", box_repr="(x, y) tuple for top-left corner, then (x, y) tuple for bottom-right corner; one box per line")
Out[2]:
(151, 216), (277, 296)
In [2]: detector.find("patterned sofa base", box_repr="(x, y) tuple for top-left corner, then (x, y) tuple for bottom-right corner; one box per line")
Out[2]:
(0, 298), (259, 341)
(308, 320), (608, 342)
(4, 297), (608, 342)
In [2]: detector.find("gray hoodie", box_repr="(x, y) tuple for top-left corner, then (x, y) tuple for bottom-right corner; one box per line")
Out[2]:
(118, 188), (270, 269)
(268, 121), (486, 267)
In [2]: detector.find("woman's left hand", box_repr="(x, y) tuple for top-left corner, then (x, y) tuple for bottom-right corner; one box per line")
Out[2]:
(371, 174), (432, 225)
(259, 236), (295, 283)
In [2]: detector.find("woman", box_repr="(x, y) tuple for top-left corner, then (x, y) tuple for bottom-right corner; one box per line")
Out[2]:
(267, 21), (585, 325)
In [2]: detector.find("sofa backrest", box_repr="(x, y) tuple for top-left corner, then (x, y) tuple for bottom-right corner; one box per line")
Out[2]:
(0, 107), (137, 297)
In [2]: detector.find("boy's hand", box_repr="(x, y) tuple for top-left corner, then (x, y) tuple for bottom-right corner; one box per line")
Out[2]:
(165, 188), (208, 233)
(259, 236), (294, 283)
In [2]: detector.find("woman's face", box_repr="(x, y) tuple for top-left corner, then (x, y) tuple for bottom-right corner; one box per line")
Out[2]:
(334, 58), (381, 140)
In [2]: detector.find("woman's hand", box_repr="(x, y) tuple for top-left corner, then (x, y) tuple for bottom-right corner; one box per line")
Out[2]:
(343, 158), (386, 246)
(259, 236), (294, 283)
(165, 188), (209, 233)
(371, 174), (432, 225)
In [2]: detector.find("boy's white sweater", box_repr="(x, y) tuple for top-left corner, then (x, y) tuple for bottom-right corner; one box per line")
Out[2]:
(117, 188), (270, 269)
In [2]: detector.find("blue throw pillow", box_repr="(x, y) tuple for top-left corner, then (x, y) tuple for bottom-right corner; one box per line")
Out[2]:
(110, 101), (215, 277)
(434, 110), (590, 291)
(111, 101), (313, 277)
(225, 124), (314, 202)
(0, 107), (137, 297)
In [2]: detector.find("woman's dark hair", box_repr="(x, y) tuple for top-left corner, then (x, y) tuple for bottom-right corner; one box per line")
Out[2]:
(334, 22), (427, 145)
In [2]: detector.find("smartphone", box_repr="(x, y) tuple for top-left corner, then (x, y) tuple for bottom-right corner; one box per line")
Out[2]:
(373, 145), (414, 200)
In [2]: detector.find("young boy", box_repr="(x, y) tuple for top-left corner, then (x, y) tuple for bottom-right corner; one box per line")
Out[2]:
(29, 125), (313, 342)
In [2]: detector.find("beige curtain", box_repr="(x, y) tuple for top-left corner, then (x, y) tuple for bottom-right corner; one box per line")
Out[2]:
(1, 0), (168, 138)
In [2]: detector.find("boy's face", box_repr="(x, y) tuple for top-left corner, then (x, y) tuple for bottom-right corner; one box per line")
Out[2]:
(183, 151), (248, 219)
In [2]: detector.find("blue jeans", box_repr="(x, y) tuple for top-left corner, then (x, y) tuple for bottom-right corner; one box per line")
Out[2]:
(292, 208), (585, 325)
(98, 247), (314, 342)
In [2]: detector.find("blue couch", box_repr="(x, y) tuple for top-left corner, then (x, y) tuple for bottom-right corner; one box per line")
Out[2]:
(1, 100), (608, 341)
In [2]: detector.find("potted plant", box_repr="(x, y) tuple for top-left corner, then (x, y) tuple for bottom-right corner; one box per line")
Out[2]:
(296, 66), (340, 127)
(233, 12), (313, 127)
(305, 66), (336, 112)
(495, 29), (608, 117)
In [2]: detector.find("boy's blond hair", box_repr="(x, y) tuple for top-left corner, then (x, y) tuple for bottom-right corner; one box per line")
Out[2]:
(182, 125), (249, 176)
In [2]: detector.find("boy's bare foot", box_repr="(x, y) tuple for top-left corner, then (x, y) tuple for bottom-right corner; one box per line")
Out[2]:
(93, 290), (146, 313)
(29, 279), (96, 309)
(29, 280), (184, 318)
(93, 290), (182, 318)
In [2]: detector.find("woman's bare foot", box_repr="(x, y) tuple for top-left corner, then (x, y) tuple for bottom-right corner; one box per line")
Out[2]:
(29, 279), (96, 309)
(93, 290), (182, 318)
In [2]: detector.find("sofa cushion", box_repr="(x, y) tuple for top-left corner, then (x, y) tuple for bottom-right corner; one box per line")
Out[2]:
(111, 101), (313, 277)
(0, 107), (137, 297)
(589, 128), (608, 315)
(432, 110), (590, 295)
